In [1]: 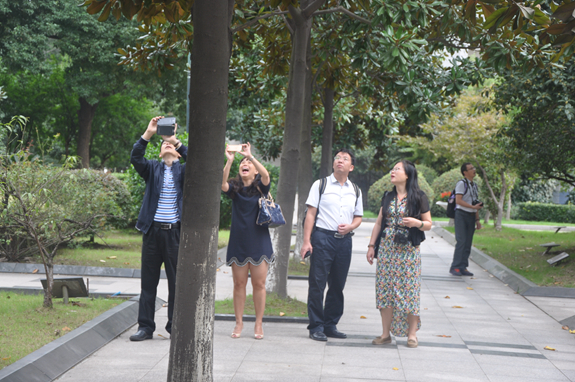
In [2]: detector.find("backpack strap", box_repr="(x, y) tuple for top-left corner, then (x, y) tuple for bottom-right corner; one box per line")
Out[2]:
(351, 181), (360, 207)
(313, 177), (328, 229)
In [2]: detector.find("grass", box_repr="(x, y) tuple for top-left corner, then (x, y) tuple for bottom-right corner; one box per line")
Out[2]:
(34, 229), (231, 269)
(214, 292), (308, 317)
(434, 217), (575, 227)
(288, 256), (310, 276)
(0, 292), (122, 369)
(443, 226), (575, 288)
(363, 211), (378, 219)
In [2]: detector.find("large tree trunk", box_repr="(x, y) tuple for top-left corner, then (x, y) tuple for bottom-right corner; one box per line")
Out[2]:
(77, 98), (98, 169)
(319, 86), (334, 178)
(167, 1), (232, 380)
(295, 34), (313, 259)
(267, 4), (313, 298)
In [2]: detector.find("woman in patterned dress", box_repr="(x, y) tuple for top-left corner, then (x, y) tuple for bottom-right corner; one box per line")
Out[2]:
(366, 160), (432, 348)
(222, 143), (274, 340)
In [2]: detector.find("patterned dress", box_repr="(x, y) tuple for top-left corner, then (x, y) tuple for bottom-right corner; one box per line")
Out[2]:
(376, 196), (421, 337)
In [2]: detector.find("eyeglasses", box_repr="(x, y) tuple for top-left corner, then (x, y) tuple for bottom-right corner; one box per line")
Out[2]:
(334, 156), (351, 162)
(390, 167), (404, 173)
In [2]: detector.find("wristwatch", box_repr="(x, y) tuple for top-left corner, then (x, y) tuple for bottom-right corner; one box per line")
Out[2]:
(367, 244), (375, 248)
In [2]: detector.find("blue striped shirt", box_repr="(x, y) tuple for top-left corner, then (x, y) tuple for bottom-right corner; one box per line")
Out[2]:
(154, 164), (179, 223)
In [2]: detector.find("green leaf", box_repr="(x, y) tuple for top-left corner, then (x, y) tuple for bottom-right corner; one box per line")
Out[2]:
(483, 7), (508, 29)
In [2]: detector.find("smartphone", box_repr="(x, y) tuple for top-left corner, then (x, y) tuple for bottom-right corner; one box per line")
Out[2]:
(157, 117), (176, 136)
(227, 144), (242, 152)
(304, 251), (311, 259)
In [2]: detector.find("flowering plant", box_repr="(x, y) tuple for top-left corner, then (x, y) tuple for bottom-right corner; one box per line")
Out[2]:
(440, 191), (451, 202)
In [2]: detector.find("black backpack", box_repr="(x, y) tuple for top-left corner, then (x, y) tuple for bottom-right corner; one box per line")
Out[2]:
(446, 179), (469, 219)
(303, 177), (360, 229)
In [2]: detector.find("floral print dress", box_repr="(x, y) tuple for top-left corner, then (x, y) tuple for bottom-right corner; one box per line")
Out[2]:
(376, 196), (421, 337)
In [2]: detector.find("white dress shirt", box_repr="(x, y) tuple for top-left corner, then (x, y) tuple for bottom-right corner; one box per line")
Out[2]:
(305, 174), (363, 231)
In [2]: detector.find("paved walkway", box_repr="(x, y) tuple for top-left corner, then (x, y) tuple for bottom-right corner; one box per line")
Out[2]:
(3, 222), (575, 381)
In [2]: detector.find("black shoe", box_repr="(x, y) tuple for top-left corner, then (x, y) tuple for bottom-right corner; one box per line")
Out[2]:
(324, 329), (347, 339)
(460, 269), (474, 276)
(130, 330), (152, 341)
(449, 268), (462, 276)
(309, 332), (328, 341)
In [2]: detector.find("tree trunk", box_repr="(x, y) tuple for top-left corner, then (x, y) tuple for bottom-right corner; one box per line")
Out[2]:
(506, 191), (512, 220)
(44, 260), (54, 308)
(267, 5), (312, 298)
(77, 98), (98, 169)
(483, 210), (490, 225)
(319, 86), (334, 178)
(476, 162), (507, 231)
(295, 34), (314, 259)
(167, 1), (232, 380)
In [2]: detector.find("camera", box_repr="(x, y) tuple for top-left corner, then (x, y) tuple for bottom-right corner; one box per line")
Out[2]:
(157, 117), (176, 136)
(472, 200), (484, 207)
(393, 227), (410, 245)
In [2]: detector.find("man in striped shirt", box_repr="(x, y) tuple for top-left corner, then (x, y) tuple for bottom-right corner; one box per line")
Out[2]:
(129, 116), (187, 341)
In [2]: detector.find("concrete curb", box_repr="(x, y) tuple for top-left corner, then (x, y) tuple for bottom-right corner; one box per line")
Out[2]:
(431, 226), (575, 298)
(0, 296), (165, 382)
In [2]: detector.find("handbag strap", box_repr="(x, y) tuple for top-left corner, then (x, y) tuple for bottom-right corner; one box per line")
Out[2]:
(256, 185), (274, 202)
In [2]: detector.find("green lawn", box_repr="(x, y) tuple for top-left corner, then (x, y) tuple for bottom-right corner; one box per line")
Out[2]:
(443, 226), (575, 288)
(0, 293), (121, 369)
(49, 229), (230, 269)
(434, 217), (575, 227)
(363, 211), (378, 219)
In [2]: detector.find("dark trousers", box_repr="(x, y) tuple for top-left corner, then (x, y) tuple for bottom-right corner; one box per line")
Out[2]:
(138, 224), (180, 334)
(307, 229), (352, 334)
(450, 209), (476, 270)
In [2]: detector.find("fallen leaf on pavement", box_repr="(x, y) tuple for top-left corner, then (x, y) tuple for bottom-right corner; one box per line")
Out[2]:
(452, 306), (463, 309)
(62, 326), (71, 332)
(32, 269), (38, 274)
(216, 268), (220, 272)
(158, 334), (168, 339)
(300, 261), (306, 265)
(562, 326), (569, 330)
(223, 271), (228, 274)
(279, 312), (285, 316)
(467, 287), (473, 290)
(162, 303), (168, 307)
(445, 296), (450, 299)
(570, 330), (575, 334)
(360, 315), (367, 319)
(436, 335), (451, 338)
(544, 346), (556, 351)
(392, 367), (399, 371)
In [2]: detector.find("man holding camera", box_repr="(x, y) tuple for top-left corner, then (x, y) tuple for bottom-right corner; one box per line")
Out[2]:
(129, 116), (186, 341)
(300, 149), (363, 342)
(449, 162), (482, 277)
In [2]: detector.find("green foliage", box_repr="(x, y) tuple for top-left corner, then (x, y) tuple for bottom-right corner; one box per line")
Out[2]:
(367, 173), (434, 214)
(416, 164), (438, 185)
(511, 176), (557, 204)
(516, 202), (575, 224)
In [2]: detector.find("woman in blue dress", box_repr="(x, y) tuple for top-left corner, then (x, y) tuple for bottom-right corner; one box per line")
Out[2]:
(221, 143), (274, 340)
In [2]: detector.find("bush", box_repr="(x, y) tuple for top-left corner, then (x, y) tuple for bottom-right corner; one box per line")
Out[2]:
(516, 202), (575, 223)
(367, 173), (434, 214)
(511, 177), (556, 204)
(416, 164), (438, 185)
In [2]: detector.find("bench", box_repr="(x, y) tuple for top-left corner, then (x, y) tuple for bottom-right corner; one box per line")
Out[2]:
(547, 252), (569, 266)
(41, 277), (89, 304)
(540, 242), (561, 256)
(554, 226), (567, 234)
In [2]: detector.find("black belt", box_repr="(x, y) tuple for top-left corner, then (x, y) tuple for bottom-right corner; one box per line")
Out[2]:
(315, 227), (354, 238)
(153, 221), (180, 230)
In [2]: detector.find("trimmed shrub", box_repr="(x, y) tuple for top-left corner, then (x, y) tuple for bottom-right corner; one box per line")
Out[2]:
(416, 164), (438, 185)
(368, 173), (434, 214)
(516, 202), (575, 223)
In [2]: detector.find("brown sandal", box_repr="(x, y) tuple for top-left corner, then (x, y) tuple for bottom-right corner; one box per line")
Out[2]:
(372, 335), (392, 345)
(407, 338), (418, 348)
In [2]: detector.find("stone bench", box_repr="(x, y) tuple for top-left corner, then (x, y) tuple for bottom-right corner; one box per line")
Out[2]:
(554, 226), (567, 234)
(547, 252), (569, 266)
(540, 242), (560, 256)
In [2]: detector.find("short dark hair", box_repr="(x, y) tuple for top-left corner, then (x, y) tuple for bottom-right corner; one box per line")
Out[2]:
(334, 148), (355, 166)
(461, 162), (472, 176)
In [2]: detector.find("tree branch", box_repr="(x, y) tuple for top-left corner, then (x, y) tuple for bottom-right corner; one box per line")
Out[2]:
(313, 6), (371, 24)
(302, 0), (328, 19)
(280, 7), (294, 35)
(231, 11), (288, 33)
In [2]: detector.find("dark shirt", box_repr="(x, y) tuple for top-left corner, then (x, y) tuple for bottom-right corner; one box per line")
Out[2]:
(130, 137), (187, 234)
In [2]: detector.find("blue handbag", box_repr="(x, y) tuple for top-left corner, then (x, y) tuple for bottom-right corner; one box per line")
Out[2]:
(256, 188), (286, 228)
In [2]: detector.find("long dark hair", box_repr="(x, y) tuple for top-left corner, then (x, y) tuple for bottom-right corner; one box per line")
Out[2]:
(227, 157), (261, 198)
(384, 160), (424, 218)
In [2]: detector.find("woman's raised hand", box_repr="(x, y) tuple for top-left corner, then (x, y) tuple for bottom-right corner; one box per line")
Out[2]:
(225, 148), (236, 162)
(239, 142), (252, 158)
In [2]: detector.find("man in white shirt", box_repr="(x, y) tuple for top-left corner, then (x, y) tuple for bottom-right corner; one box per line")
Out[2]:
(450, 162), (483, 276)
(300, 149), (363, 341)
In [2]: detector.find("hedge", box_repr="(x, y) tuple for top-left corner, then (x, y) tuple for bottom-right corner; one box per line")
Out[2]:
(516, 202), (575, 223)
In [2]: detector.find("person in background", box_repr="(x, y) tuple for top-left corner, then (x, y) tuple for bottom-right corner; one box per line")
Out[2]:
(366, 160), (431, 348)
(222, 143), (273, 340)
